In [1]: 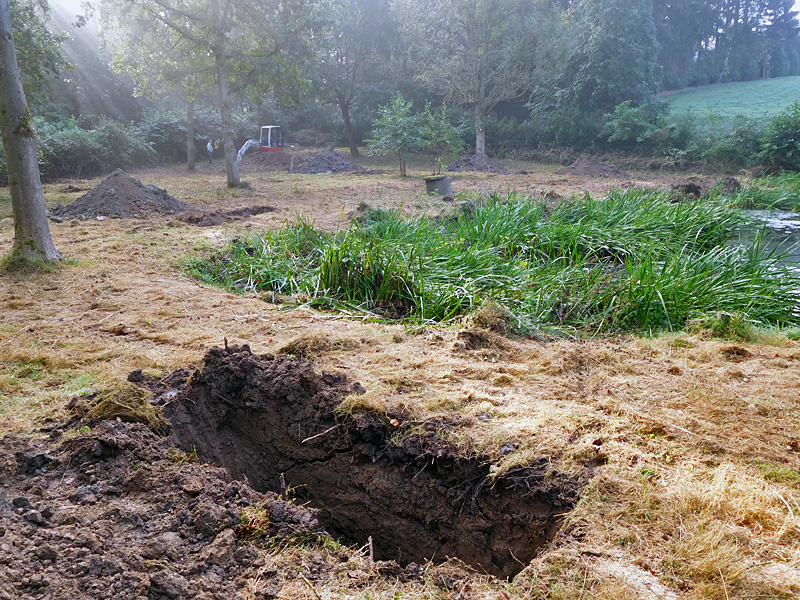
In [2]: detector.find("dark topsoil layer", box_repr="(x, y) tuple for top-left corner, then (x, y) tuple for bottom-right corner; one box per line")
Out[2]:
(165, 344), (586, 578)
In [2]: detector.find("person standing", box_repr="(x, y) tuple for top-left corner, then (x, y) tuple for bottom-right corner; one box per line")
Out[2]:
(207, 140), (214, 164)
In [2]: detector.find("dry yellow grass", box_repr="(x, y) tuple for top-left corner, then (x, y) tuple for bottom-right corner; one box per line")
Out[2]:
(1, 156), (798, 598)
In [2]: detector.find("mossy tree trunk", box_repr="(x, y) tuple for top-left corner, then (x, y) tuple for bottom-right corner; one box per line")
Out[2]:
(0, 0), (60, 262)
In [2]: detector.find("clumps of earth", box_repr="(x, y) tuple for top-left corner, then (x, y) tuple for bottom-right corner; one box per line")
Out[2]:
(50, 169), (189, 220)
(289, 148), (366, 174)
(0, 343), (588, 598)
(0, 418), (322, 599)
(47, 169), (278, 226)
(556, 155), (630, 178)
(670, 176), (740, 198)
(174, 205), (279, 227)
(448, 154), (509, 173)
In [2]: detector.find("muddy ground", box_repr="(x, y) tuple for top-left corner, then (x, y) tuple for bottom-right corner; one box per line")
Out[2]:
(1, 154), (799, 599)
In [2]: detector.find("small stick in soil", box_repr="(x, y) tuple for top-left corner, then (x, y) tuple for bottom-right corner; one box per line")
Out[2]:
(368, 535), (374, 564)
(280, 473), (286, 500)
(300, 575), (322, 600)
(97, 308), (125, 324)
(301, 424), (340, 444)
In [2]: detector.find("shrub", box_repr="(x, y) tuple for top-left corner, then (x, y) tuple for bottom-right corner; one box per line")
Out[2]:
(34, 116), (154, 179)
(367, 94), (426, 176)
(600, 100), (674, 153)
(760, 101), (800, 171)
(700, 119), (764, 169)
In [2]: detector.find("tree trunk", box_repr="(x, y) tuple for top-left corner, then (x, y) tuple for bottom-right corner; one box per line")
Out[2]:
(210, 0), (239, 187)
(186, 96), (196, 172)
(0, 0), (60, 262)
(214, 49), (239, 187)
(474, 104), (487, 157)
(339, 100), (359, 158)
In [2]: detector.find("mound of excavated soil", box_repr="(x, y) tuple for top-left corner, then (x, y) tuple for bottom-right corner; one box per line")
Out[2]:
(0, 417), (323, 599)
(50, 169), (189, 220)
(447, 154), (509, 173)
(556, 155), (630, 178)
(289, 148), (365, 174)
(242, 149), (292, 170)
(165, 344), (586, 578)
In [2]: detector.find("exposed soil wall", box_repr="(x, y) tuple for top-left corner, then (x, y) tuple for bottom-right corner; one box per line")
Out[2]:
(164, 344), (585, 578)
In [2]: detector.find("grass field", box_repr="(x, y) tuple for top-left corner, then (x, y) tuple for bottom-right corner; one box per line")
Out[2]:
(661, 76), (800, 129)
(2, 157), (800, 599)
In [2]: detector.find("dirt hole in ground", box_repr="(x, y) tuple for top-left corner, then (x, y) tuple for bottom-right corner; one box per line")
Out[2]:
(163, 344), (586, 578)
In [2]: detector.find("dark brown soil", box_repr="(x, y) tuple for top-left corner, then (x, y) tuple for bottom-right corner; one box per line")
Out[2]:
(289, 148), (365, 174)
(165, 344), (586, 578)
(556, 155), (630, 178)
(0, 418), (323, 600)
(174, 205), (280, 227)
(50, 170), (189, 220)
(448, 155), (509, 173)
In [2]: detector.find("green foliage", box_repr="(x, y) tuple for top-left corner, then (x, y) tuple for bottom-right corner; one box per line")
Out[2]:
(367, 95), (463, 175)
(9, 0), (69, 108)
(34, 116), (155, 178)
(600, 100), (674, 153)
(760, 101), (800, 171)
(189, 189), (800, 335)
(724, 172), (800, 211)
(530, 0), (660, 149)
(367, 94), (426, 176)
(419, 104), (466, 175)
(696, 119), (765, 169)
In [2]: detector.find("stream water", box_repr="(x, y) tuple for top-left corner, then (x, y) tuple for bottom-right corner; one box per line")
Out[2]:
(735, 210), (800, 274)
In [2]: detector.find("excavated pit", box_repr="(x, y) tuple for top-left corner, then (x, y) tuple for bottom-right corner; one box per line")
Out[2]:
(164, 345), (585, 578)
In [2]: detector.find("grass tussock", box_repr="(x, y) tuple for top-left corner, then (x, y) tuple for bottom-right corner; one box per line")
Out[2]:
(277, 333), (361, 359)
(725, 171), (800, 211)
(189, 188), (800, 335)
(69, 382), (168, 433)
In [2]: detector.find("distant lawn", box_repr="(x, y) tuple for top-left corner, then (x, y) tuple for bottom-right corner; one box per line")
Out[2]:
(661, 76), (800, 130)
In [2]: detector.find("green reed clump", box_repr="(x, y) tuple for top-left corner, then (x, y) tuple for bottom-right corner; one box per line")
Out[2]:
(188, 190), (800, 334)
(724, 172), (800, 211)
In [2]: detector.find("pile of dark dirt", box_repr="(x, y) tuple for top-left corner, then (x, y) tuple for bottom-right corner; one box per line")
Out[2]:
(165, 344), (587, 578)
(242, 150), (292, 170)
(289, 148), (365, 174)
(0, 417), (323, 599)
(175, 205), (279, 227)
(50, 170), (189, 221)
(670, 178), (707, 198)
(447, 154), (509, 173)
(670, 176), (741, 199)
(556, 155), (630, 178)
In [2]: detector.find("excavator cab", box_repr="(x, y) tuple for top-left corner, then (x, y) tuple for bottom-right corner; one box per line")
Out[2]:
(259, 126), (282, 151)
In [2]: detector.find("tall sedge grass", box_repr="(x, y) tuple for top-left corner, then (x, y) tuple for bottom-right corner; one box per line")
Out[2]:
(723, 172), (800, 211)
(187, 189), (800, 334)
